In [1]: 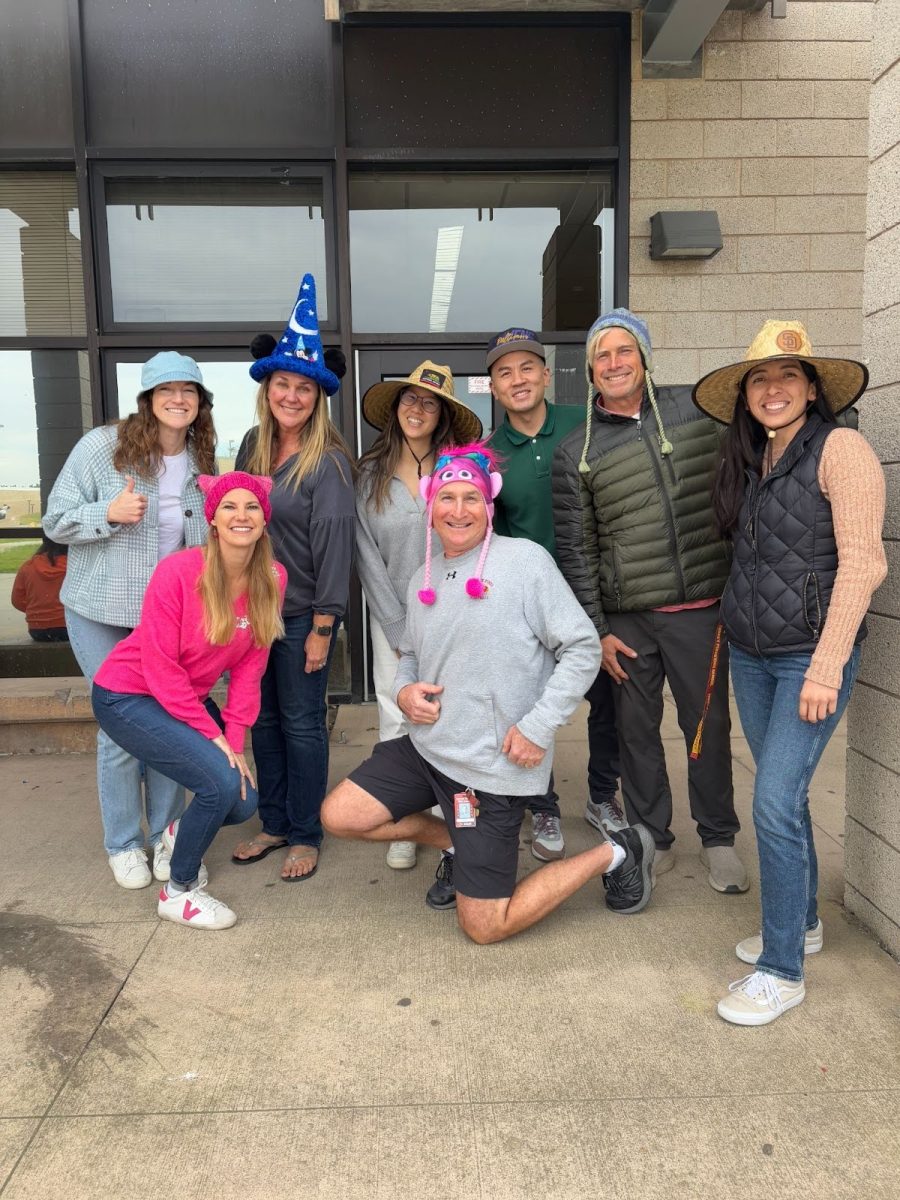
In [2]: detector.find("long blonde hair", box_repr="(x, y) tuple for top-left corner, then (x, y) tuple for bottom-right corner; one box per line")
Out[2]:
(198, 529), (284, 648)
(244, 380), (354, 490)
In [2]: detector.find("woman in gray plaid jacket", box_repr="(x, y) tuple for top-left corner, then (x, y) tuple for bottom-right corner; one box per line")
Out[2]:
(43, 352), (217, 892)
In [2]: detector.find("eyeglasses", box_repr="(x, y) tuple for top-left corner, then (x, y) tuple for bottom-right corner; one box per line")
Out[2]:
(398, 390), (441, 414)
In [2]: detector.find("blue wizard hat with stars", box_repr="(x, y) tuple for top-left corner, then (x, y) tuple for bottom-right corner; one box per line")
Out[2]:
(248, 273), (341, 396)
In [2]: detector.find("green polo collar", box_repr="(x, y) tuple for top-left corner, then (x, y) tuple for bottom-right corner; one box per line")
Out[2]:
(499, 402), (556, 445)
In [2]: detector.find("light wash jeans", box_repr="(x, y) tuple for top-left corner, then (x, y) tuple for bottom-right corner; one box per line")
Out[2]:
(729, 643), (861, 983)
(66, 608), (184, 855)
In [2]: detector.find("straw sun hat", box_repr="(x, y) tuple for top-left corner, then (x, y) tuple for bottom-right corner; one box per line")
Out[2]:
(692, 321), (867, 425)
(362, 360), (483, 443)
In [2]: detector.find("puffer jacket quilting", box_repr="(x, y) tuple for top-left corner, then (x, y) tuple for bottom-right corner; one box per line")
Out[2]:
(552, 386), (731, 636)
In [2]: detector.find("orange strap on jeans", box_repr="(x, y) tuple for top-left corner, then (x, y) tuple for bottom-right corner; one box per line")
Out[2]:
(690, 621), (725, 761)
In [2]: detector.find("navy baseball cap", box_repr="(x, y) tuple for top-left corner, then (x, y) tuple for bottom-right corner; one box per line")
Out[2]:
(485, 327), (546, 372)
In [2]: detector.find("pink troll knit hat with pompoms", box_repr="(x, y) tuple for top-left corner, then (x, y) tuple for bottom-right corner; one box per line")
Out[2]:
(417, 442), (503, 605)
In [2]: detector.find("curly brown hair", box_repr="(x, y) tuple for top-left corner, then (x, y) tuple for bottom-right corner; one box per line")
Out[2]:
(113, 386), (216, 479)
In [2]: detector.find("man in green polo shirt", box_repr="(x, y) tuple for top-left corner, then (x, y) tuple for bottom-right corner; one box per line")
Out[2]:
(486, 327), (623, 861)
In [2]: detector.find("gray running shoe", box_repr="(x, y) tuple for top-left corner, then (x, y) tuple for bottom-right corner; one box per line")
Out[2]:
(531, 813), (565, 861)
(585, 795), (628, 835)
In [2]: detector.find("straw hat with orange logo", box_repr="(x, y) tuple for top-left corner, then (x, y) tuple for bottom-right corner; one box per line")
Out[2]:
(363, 360), (482, 443)
(692, 321), (868, 425)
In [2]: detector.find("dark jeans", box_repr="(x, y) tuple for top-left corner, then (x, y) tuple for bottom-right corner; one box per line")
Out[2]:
(252, 612), (340, 848)
(92, 686), (258, 886)
(30, 627), (69, 642)
(607, 604), (737, 850)
(586, 667), (620, 802)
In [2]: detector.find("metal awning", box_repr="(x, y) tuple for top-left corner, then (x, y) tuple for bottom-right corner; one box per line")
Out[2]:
(327, 0), (782, 79)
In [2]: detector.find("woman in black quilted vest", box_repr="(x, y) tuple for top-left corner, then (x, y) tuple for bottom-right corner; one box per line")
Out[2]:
(693, 321), (886, 1028)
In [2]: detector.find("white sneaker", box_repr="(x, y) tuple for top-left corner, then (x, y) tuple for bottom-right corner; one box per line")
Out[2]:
(386, 840), (417, 869)
(717, 970), (805, 1026)
(109, 848), (152, 890)
(736, 920), (824, 966)
(152, 839), (172, 882)
(157, 885), (236, 930)
(158, 819), (208, 888)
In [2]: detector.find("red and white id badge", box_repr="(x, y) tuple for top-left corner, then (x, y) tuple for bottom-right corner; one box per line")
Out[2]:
(453, 788), (479, 828)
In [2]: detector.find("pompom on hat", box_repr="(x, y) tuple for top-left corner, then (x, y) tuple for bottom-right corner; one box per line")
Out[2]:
(249, 274), (343, 397)
(692, 320), (868, 424)
(197, 472), (273, 526)
(416, 443), (502, 606)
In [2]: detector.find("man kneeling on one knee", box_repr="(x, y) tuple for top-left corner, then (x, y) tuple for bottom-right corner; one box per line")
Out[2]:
(322, 443), (655, 944)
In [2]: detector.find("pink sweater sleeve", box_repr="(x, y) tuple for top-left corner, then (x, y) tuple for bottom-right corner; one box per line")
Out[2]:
(221, 563), (288, 753)
(806, 428), (887, 689)
(138, 559), (222, 741)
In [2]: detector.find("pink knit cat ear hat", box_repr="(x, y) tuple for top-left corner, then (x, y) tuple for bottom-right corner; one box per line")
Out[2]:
(417, 442), (503, 605)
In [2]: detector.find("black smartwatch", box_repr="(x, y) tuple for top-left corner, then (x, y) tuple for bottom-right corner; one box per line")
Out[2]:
(312, 623), (333, 636)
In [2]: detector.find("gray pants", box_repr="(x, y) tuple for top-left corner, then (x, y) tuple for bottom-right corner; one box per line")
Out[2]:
(607, 604), (738, 850)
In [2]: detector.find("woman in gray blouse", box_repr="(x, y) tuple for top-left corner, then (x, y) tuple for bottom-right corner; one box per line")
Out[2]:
(356, 362), (482, 870)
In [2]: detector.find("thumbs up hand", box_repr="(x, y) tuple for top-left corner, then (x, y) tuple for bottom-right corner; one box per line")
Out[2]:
(107, 476), (149, 525)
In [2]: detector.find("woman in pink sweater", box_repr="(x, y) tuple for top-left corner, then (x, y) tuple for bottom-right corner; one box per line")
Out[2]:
(93, 472), (286, 930)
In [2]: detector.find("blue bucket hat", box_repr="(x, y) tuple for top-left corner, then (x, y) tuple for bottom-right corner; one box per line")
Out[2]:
(141, 352), (204, 392)
(249, 273), (341, 396)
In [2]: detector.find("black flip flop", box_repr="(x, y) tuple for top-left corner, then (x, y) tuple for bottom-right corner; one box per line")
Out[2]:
(231, 838), (288, 865)
(281, 849), (319, 882)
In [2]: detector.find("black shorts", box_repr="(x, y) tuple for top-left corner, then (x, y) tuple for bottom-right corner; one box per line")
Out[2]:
(348, 736), (542, 901)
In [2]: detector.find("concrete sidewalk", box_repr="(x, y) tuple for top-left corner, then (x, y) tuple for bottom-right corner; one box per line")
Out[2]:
(1, 697), (898, 1199)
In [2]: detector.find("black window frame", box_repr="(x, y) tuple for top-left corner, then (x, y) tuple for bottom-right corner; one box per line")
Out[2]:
(90, 160), (339, 337)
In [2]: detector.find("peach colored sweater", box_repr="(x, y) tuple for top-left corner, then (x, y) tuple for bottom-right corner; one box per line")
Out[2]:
(799, 427), (887, 689)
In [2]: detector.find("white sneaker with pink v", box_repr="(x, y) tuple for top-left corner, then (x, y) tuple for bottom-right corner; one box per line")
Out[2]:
(157, 885), (236, 930)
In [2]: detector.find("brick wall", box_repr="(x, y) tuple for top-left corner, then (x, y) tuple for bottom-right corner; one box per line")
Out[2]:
(845, 0), (900, 957)
(629, 1), (872, 384)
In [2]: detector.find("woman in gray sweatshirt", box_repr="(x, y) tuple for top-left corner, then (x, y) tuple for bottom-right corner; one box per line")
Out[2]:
(356, 362), (482, 870)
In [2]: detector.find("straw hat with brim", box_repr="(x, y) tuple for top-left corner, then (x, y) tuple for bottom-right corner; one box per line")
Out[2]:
(692, 321), (867, 425)
(363, 360), (483, 443)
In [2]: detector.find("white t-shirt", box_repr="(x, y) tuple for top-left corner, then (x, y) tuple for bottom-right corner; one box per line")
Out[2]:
(157, 451), (189, 561)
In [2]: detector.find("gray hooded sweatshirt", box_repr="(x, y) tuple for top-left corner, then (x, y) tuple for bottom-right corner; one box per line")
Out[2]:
(392, 535), (600, 795)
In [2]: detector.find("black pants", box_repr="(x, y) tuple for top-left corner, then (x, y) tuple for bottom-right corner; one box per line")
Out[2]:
(607, 604), (737, 850)
(586, 667), (620, 803)
(530, 668), (620, 819)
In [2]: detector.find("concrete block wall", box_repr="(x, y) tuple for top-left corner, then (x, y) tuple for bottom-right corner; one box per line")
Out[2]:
(629, 1), (872, 384)
(846, 0), (900, 958)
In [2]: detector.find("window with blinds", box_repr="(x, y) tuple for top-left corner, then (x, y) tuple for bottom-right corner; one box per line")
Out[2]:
(0, 173), (86, 337)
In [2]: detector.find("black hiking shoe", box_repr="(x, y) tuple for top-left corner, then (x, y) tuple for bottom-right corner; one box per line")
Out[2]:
(425, 851), (456, 911)
(602, 825), (655, 914)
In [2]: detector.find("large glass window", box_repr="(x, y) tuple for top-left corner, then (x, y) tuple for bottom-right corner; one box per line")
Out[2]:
(0, 173), (86, 336)
(102, 175), (331, 326)
(349, 170), (614, 334)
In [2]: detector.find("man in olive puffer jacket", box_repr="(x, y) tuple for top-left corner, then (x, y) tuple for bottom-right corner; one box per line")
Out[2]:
(552, 309), (748, 894)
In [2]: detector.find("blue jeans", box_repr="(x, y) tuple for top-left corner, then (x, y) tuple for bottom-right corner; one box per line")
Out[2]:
(92, 686), (258, 886)
(252, 612), (339, 848)
(67, 608), (184, 854)
(730, 644), (861, 983)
